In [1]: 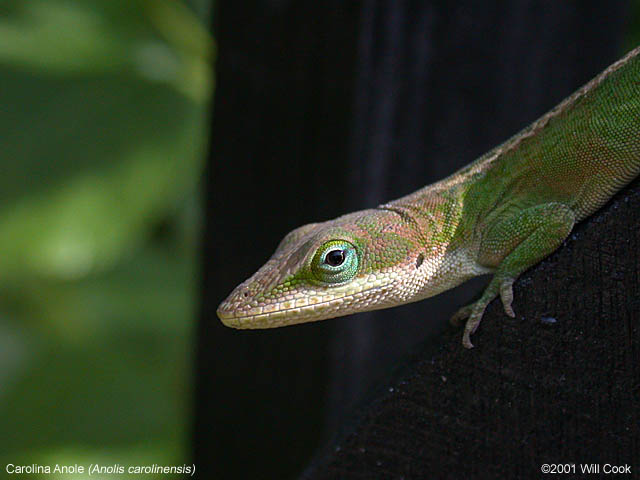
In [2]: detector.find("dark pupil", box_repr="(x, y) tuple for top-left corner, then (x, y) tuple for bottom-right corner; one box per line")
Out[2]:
(325, 249), (346, 267)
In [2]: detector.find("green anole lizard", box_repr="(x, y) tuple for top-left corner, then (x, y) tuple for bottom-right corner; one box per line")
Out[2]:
(218, 46), (640, 348)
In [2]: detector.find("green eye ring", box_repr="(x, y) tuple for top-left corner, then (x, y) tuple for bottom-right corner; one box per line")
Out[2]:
(311, 240), (359, 284)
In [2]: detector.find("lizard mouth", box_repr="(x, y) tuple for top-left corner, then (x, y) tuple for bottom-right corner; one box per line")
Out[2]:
(216, 295), (355, 329)
(217, 275), (397, 329)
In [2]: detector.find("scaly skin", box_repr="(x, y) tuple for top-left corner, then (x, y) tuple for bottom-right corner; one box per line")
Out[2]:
(217, 46), (640, 348)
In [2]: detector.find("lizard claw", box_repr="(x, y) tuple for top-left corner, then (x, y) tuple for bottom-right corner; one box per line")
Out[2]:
(462, 330), (474, 349)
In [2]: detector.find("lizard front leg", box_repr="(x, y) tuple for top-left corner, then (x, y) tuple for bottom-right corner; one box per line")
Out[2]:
(451, 202), (576, 348)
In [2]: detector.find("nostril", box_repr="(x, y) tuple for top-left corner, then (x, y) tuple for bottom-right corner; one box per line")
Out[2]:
(242, 292), (249, 298)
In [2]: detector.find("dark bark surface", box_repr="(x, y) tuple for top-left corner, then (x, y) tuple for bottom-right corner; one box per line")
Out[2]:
(195, 1), (630, 479)
(303, 177), (640, 480)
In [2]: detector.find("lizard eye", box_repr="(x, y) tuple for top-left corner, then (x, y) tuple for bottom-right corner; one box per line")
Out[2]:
(324, 249), (345, 266)
(311, 240), (359, 284)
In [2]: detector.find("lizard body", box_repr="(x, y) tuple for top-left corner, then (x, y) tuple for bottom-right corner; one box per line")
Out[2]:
(218, 46), (640, 348)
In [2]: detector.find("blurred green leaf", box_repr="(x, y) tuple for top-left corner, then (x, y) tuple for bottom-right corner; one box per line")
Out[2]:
(0, 0), (212, 282)
(0, 0), (212, 101)
(0, 243), (195, 465)
(0, 70), (205, 280)
(0, 0), (211, 472)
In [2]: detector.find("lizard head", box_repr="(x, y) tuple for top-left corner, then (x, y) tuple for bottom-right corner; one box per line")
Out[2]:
(216, 208), (429, 328)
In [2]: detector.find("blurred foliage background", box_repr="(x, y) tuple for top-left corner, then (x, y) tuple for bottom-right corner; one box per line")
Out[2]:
(0, 0), (638, 478)
(0, 0), (212, 476)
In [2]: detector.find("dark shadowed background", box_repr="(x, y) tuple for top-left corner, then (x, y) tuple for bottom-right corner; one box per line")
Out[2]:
(198, 1), (638, 479)
(1, 1), (639, 479)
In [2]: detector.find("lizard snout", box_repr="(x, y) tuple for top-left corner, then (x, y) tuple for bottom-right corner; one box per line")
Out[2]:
(216, 281), (264, 327)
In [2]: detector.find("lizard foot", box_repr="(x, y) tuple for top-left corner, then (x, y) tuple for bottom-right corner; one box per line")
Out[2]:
(451, 300), (488, 349)
(450, 275), (516, 348)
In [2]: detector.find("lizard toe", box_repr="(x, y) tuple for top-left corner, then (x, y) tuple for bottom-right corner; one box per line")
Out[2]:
(499, 277), (516, 318)
(461, 301), (489, 348)
(450, 305), (472, 326)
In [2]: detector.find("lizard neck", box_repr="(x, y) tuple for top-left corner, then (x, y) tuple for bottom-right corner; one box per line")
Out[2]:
(383, 175), (474, 248)
(375, 180), (488, 302)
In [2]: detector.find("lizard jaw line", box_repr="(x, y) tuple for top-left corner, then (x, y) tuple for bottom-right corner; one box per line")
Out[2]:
(217, 281), (397, 328)
(217, 295), (365, 328)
